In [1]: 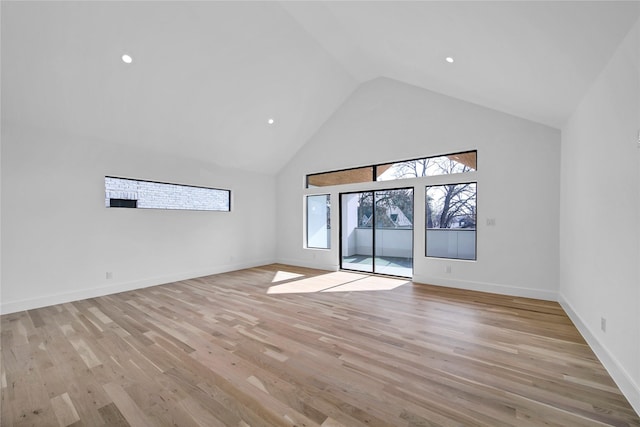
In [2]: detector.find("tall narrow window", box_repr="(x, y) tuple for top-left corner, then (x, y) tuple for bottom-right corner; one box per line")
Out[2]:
(307, 194), (330, 249)
(426, 183), (477, 260)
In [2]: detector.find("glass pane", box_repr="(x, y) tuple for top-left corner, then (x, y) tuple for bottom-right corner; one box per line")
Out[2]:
(307, 167), (373, 188)
(307, 195), (330, 249)
(426, 183), (477, 260)
(377, 151), (476, 181)
(374, 189), (413, 277)
(341, 192), (373, 273)
(105, 176), (230, 211)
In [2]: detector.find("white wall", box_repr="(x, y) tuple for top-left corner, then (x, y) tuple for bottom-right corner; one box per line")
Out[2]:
(277, 77), (560, 300)
(0, 122), (277, 313)
(559, 18), (640, 413)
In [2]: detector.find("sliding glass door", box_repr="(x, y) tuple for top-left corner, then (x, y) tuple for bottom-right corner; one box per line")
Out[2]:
(341, 192), (374, 273)
(374, 189), (414, 276)
(340, 188), (413, 277)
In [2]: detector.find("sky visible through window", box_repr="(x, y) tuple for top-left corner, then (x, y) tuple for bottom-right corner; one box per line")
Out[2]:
(377, 153), (476, 181)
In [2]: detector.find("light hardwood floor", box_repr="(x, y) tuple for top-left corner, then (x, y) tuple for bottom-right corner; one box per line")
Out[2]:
(1, 264), (639, 426)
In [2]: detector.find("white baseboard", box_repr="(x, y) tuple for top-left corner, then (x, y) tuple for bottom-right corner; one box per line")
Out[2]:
(0, 258), (276, 315)
(412, 274), (558, 301)
(558, 293), (640, 415)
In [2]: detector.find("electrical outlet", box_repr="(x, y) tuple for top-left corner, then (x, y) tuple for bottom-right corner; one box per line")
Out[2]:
(106, 272), (113, 280)
(486, 218), (496, 226)
(601, 317), (607, 333)
(445, 265), (452, 274)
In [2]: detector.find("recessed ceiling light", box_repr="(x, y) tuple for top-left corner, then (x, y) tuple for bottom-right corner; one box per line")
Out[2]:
(121, 54), (133, 64)
(267, 118), (275, 125)
(445, 56), (454, 63)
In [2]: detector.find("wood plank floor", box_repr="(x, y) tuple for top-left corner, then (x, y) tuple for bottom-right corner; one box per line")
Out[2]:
(1, 264), (639, 426)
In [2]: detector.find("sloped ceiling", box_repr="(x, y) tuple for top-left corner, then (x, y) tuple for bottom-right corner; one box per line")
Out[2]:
(284, 1), (640, 129)
(2, 1), (639, 174)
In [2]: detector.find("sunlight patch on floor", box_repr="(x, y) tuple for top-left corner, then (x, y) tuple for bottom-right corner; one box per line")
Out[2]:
(267, 271), (366, 294)
(271, 270), (305, 283)
(267, 271), (409, 294)
(321, 275), (408, 292)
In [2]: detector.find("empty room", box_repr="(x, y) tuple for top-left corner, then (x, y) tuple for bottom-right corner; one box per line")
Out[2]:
(1, 1), (639, 426)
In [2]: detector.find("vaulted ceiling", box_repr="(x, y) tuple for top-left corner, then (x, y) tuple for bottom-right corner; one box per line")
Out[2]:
(2, 1), (638, 174)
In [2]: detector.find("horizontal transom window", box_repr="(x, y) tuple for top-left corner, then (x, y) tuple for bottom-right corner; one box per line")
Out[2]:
(306, 150), (475, 188)
(105, 176), (230, 211)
